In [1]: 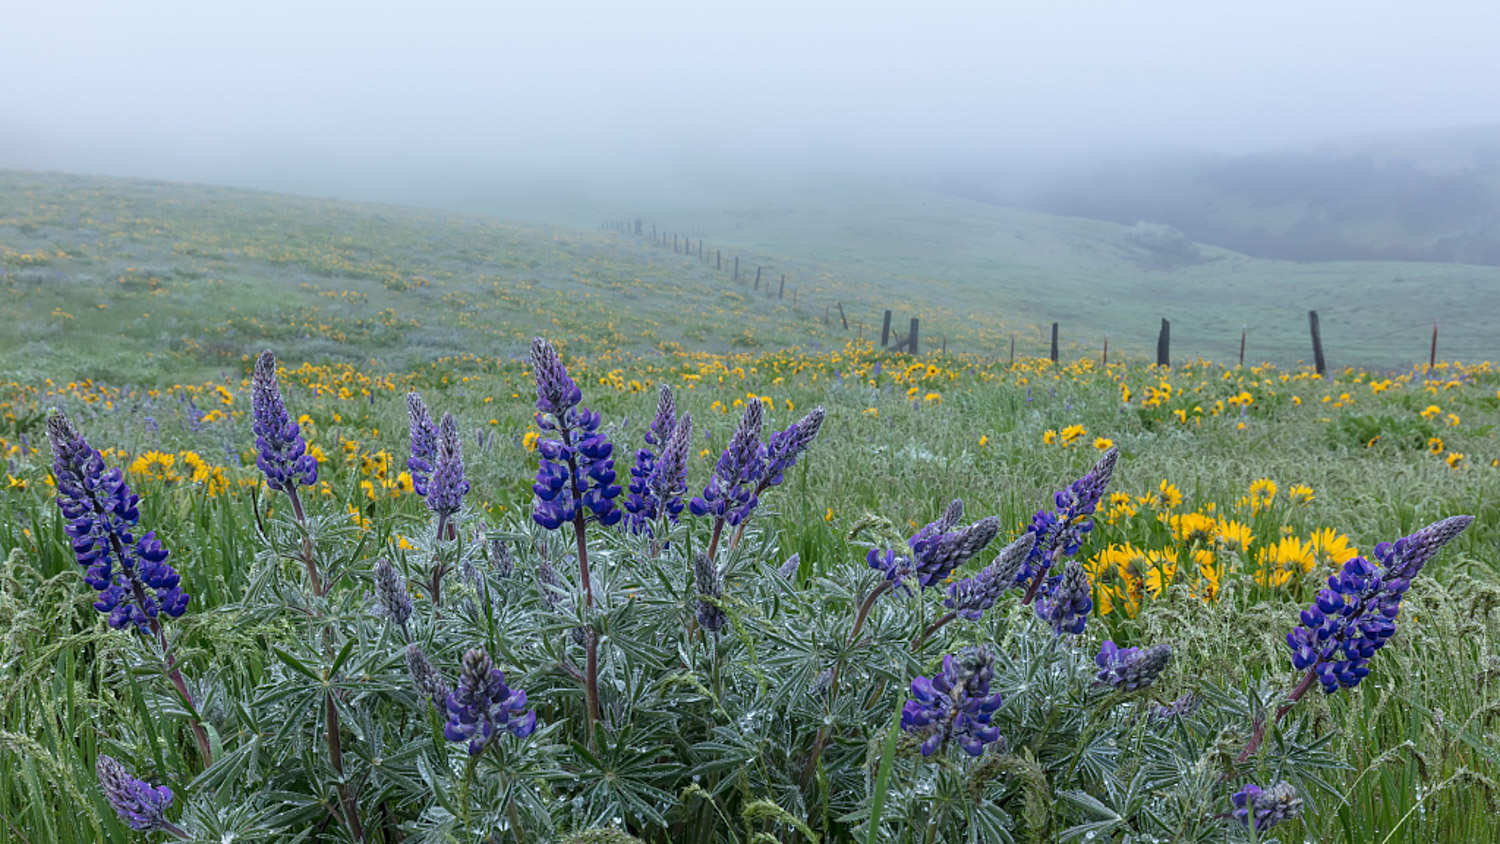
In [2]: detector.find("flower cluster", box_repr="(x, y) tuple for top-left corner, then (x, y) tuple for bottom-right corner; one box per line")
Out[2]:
(901, 646), (1005, 757)
(406, 644), (449, 708)
(406, 391), (438, 496)
(1035, 560), (1093, 635)
(530, 338), (622, 530)
(1094, 640), (1172, 691)
(1015, 447), (1118, 592)
(944, 533), (1037, 621)
(251, 350), (317, 492)
(425, 411), (468, 521)
(48, 414), (188, 632)
(1231, 781), (1303, 831)
(1286, 516), (1472, 693)
(624, 386), (691, 534)
(373, 558), (412, 631)
(443, 647), (537, 755)
(868, 499), (1000, 591)
(96, 754), (175, 833)
(690, 401), (765, 527)
(759, 406), (826, 490)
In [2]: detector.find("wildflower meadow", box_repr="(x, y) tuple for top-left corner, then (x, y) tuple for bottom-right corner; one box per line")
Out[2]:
(1, 324), (1497, 843)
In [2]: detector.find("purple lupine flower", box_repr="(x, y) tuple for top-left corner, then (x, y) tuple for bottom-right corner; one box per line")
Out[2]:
(689, 400), (765, 527)
(758, 406), (826, 490)
(443, 648), (537, 755)
(48, 414), (188, 633)
(693, 553), (726, 633)
(405, 644), (449, 708)
(1035, 560), (1092, 635)
(1094, 640), (1172, 691)
(96, 754), (175, 833)
(1231, 782), (1302, 831)
(1286, 515), (1471, 694)
(1015, 448), (1118, 591)
(901, 646), (1005, 757)
(778, 553), (801, 579)
(373, 558), (412, 631)
(486, 535), (515, 579)
(406, 391), (439, 496)
(1149, 692), (1201, 722)
(944, 533), (1037, 620)
(530, 338), (622, 531)
(624, 387), (689, 535)
(425, 412), (468, 520)
(250, 350), (316, 492)
(647, 413), (692, 520)
(868, 500), (1000, 591)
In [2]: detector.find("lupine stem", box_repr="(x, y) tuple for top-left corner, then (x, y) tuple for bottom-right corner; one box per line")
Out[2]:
(1235, 668), (1318, 764)
(1020, 569), (1046, 605)
(561, 422), (602, 741)
(285, 486), (323, 595)
(705, 517), (727, 564)
(326, 690), (365, 840)
(803, 579), (895, 781)
(912, 610), (957, 650)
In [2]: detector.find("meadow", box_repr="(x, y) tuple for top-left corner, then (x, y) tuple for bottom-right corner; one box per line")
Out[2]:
(2, 171), (1499, 842)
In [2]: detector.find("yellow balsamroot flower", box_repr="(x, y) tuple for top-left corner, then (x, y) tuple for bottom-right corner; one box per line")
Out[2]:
(824, 507), (834, 523)
(522, 430), (539, 452)
(1189, 548), (1221, 602)
(978, 434), (988, 448)
(1427, 437), (1444, 455)
(6, 474), (28, 491)
(348, 504), (372, 531)
(1447, 413), (1461, 428)
(1286, 484), (1314, 504)
(1214, 518), (1253, 553)
(307, 443), (328, 464)
(1446, 451), (1464, 469)
(1093, 437), (1113, 450)
(1043, 429), (1058, 445)
(924, 392), (941, 404)
(129, 450), (177, 481)
(1168, 511), (1218, 545)
(1059, 424), (1086, 446)
(397, 471), (415, 494)
(1254, 536), (1315, 588)
(1308, 528), (1358, 567)
(1247, 478), (1277, 513)
(864, 407), (879, 417)
(1154, 480), (1183, 510)
(1420, 404), (1442, 419)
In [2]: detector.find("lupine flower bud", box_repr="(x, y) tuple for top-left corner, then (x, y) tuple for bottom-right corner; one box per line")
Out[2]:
(1150, 692), (1201, 722)
(530, 337), (582, 416)
(251, 350), (317, 491)
(901, 646), (1005, 757)
(425, 412), (468, 519)
(689, 400), (765, 526)
(373, 558), (412, 629)
(1015, 448), (1117, 590)
(649, 413), (692, 513)
(647, 384), (676, 447)
(625, 400), (692, 536)
(96, 754), (174, 832)
(1286, 515), (1471, 694)
(443, 647), (537, 755)
(759, 406), (826, 489)
(406, 644), (449, 708)
(1231, 782), (1303, 831)
(48, 413), (188, 632)
(406, 391), (438, 496)
(693, 553), (726, 633)
(486, 536), (515, 579)
(778, 553), (801, 578)
(1035, 560), (1092, 635)
(530, 348), (623, 532)
(944, 533), (1037, 620)
(536, 559), (565, 613)
(1094, 641), (1172, 691)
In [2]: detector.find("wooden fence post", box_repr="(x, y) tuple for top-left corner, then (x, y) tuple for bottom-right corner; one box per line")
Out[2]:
(836, 302), (848, 330)
(909, 318), (919, 355)
(1009, 334), (1015, 367)
(1102, 336), (1108, 366)
(1157, 319), (1170, 368)
(733, 256), (739, 282)
(779, 274), (785, 300)
(1308, 310), (1326, 375)
(1239, 326), (1246, 367)
(880, 310), (892, 347)
(1050, 322), (1059, 363)
(942, 336), (947, 355)
(755, 266), (761, 290)
(716, 250), (721, 271)
(1430, 321), (1438, 371)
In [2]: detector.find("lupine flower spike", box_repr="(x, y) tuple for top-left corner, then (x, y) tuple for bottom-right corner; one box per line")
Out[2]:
(406, 644), (449, 708)
(444, 648), (537, 755)
(1035, 560), (1093, 635)
(1017, 447), (1118, 604)
(251, 350), (317, 493)
(530, 338), (623, 532)
(96, 754), (185, 836)
(48, 413), (188, 632)
(1094, 640), (1172, 691)
(902, 646), (1006, 756)
(425, 412), (468, 529)
(373, 558), (412, 634)
(868, 499), (1001, 593)
(406, 391), (439, 496)
(623, 386), (677, 534)
(944, 532), (1037, 621)
(693, 553), (726, 633)
(690, 400), (766, 550)
(1231, 782), (1302, 831)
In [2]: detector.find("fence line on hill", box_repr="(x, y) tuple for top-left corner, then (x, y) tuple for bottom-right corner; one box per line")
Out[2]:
(600, 219), (1473, 373)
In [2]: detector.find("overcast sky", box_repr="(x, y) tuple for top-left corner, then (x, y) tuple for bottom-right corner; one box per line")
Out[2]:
(4, 0), (1500, 214)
